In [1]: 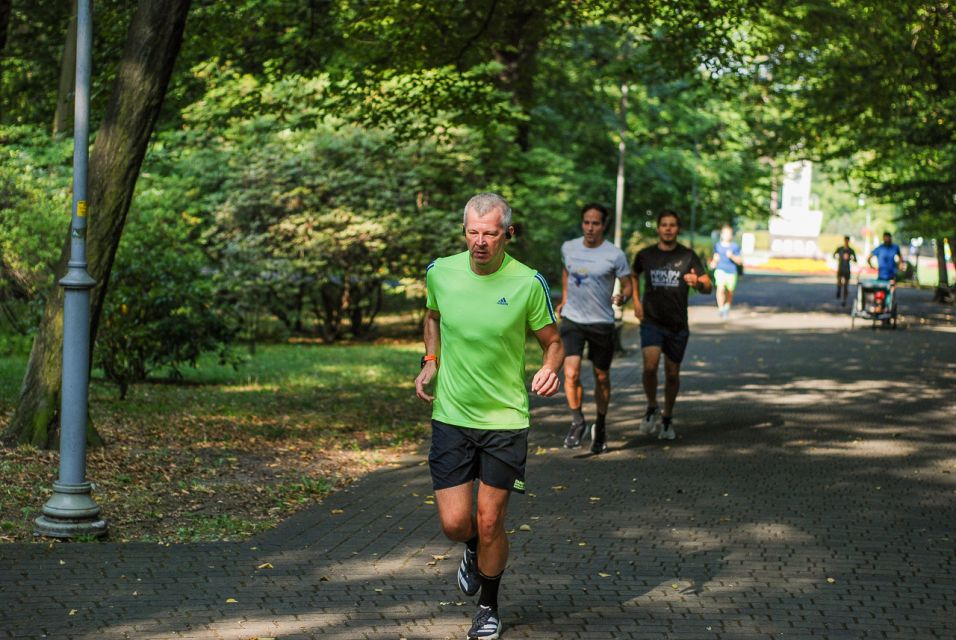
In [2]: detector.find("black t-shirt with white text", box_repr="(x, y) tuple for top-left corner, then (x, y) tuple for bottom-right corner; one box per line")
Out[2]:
(632, 243), (706, 333)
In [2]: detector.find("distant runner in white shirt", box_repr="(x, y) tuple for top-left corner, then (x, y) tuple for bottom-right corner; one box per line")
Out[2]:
(555, 203), (632, 454)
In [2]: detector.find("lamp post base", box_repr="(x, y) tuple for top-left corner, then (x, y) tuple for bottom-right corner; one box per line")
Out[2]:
(34, 481), (108, 539)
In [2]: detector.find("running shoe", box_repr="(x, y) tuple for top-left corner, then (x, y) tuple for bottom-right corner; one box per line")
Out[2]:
(457, 547), (480, 597)
(639, 406), (660, 435)
(564, 421), (587, 449)
(658, 420), (676, 440)
(467, 605), (501, 639)
(590, 423), (608, 454)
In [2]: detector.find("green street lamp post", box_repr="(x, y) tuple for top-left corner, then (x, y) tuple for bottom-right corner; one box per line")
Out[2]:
(34, 0), (107, 540)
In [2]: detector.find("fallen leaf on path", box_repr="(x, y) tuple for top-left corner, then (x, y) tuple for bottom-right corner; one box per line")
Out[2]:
(257, 563), (273, 569)
(826, 577), (836, 584)
(68, 609), (77, 616)
(519, 524), (532, 532)
(598, 572), (611, 577)
(330, 509), (344, 515)
(225, 598), (238, 603)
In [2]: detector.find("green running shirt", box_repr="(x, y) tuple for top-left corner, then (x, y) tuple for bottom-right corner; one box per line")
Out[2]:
(426, 251), (556, 430)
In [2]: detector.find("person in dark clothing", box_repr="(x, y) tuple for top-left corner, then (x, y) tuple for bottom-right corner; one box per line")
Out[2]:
(834, 236), (857, 305)
(630, 210), (713, 440)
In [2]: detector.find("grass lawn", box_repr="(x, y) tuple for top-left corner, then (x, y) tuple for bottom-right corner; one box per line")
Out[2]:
(0, 340), (428, 543)
(0, 333), (550, 543)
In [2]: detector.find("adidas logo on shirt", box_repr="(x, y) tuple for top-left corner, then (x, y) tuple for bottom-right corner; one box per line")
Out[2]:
(497, 297), (509, 305)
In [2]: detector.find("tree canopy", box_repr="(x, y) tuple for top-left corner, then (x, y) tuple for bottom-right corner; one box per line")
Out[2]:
(1, 0), (954, 444)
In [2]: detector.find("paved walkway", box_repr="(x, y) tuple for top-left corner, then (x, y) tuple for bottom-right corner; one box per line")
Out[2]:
(2, 276), (955, 639)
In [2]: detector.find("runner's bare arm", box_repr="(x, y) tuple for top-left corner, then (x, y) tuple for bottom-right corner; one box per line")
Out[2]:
(613, 275), (633, 306)
(684, 269), (713, 294)
(530, 323), (563, 397)
(554, 268), (569, 318)
(415, 309), (441, 403)
(630, 274), (644, 320)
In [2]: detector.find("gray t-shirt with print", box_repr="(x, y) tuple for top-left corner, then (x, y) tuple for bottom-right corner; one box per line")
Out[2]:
(560, 238), (630, 325)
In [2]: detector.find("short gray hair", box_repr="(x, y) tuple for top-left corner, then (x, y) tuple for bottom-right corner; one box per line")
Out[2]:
(463, 192), (512, 230)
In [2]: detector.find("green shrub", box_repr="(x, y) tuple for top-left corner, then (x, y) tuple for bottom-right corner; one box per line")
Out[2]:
(94, 209), (240, 398)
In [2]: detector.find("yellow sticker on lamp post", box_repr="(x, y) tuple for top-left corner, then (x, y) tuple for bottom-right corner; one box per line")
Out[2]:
(77, 201), (88, 218)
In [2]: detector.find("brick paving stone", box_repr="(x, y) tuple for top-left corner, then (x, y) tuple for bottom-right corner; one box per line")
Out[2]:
(2, 277), (955, 639)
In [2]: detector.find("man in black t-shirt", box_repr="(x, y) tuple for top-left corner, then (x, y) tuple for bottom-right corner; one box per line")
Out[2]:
(630, 210), (713, 440)
(833, 236), (857, 305)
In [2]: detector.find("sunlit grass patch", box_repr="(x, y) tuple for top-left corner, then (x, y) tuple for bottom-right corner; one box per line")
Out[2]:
(0, 339), (430, 542)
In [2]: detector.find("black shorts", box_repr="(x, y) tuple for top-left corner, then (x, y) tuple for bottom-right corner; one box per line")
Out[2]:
(640, 321), (690, 364)
(428, 420), (528, 493)
(559, 318), (616, 371)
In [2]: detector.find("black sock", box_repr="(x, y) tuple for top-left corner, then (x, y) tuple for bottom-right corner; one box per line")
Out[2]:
(595, 412), (606, 429)
(662, 415), (672, 425)
(477, 570), (503, 609)
(465, 534), (478, 554)
(571, 407), (585, 425)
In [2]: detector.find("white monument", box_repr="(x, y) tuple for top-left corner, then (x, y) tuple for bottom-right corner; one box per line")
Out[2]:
(769, 160), (824, 258)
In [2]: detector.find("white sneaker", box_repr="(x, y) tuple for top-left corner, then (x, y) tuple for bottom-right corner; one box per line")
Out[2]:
(639, 407), (660, 435)
(658, 421), (676, 440)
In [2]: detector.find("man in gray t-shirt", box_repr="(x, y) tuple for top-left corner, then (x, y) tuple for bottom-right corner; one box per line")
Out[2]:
(555, 203), (632, 454)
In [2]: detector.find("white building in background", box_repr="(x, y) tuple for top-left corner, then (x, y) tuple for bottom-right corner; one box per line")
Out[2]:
(769, 160), (824, 258)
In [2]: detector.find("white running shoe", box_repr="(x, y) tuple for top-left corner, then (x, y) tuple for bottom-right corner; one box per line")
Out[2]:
(658, 421), (676, 440)
(639, 406), (660, 435)
(467, 605), (501, 639)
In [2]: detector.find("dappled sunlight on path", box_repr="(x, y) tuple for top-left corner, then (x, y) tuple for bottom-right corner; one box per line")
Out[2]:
(1, 276), (954, 638)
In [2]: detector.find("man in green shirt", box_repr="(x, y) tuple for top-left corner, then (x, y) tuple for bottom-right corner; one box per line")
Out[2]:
(415, 192), (564, 640)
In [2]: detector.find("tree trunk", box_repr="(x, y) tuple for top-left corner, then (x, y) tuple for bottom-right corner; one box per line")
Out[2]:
(0, 0), (11, 122)
(937, 237), (949, 287)
(492, 6), (547, 152)
(0, 0), (10, 56)
(52, 0), (78, 137)
(4, 0), (191, 448)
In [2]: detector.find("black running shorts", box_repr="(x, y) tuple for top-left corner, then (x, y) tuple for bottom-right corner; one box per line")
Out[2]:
(428, 420), (528, 493)
(559, 317), (616, 371)
(640, 321), (690, 364)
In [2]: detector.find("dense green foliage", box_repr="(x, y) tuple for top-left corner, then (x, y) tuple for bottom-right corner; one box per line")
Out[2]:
(0, 127), (70, 344)
(1, 2), (777, 353)
(755, 0), (956, 239)
(2, 0), (953, 402)
(94, 207), (239, 399)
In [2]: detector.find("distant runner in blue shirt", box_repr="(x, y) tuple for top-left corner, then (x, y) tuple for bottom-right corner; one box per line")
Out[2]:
(708, 224), (743, 320)
(868, 232), (903, 281)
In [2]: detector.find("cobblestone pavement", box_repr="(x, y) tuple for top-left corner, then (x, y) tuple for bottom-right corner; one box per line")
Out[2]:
(2, 276), (954, 639)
